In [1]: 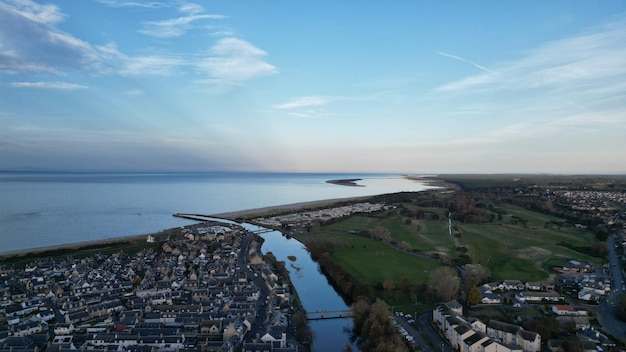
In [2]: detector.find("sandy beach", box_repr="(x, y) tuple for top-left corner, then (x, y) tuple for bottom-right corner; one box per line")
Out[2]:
(0, 233), (151, 258)
(1, 175), (450, 259)
(0, 196), (366, 259)
(209, 195), (371, 220)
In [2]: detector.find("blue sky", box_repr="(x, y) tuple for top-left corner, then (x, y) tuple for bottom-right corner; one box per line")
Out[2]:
(1, 0), (625, 173)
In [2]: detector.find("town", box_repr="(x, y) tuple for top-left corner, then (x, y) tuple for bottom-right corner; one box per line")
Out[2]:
(2, 185), (626, 352)
(0, 222), (302, 351)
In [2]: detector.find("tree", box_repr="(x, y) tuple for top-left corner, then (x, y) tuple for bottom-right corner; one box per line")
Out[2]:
(463, 264), (491, 285)
(429, 266), (460, 301)
(616, 293), (626, 321)
(399, 277), (411, 294)
(383, 279), (395, 294)
(467, 285), (482, 306)
(292, 311), (313, 344)
(369, 226), (391, 242)
(351, 298), (408, 352)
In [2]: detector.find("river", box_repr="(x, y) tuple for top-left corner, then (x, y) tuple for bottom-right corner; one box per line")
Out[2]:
(242, 223), (358, 351)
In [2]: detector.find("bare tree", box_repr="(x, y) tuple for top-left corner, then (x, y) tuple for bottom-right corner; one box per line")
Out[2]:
(383, 279), (395, 294)
(429, 266), (460, 301)
(369, 226), (391, 242)
(463, 264), (491, 285)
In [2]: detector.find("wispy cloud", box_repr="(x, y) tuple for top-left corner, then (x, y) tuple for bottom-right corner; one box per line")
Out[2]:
(119, 54), (184, 76)
(436, 51), (492, 73)
(0, 1), (273, 89)
(179, 3), (203, 14)
(0, 0), (183, 79)
(11, 81), (87, 90)
(139, 3), (225, 38)
(273, 96), (329, 109)
(0, 0), (118, 74)
(435, 19), (626, 94)
(96, 0), (165, 8)
(124, 89), (143, 96)
(0, 0), (64, 24)
(197, 37), (277, 86)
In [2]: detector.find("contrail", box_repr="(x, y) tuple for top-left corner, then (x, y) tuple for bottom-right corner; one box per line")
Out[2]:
(437, 51), (493, 73)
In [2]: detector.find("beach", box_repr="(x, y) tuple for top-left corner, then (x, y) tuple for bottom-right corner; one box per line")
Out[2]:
(210, 195), (371, 219)
(0, 174), (448, 259)
(0, 196), (364, 259)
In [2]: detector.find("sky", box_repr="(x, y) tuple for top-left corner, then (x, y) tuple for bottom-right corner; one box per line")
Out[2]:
(1, 0), (626, 174)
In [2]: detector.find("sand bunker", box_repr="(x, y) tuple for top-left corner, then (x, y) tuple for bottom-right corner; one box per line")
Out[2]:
(513, 246), (551, 259)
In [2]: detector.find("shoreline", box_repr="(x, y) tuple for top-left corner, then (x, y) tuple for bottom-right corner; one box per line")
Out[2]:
(0, 196), (368, 259)
(0, 233), (155, 258)
(209, 195), (371, 220)
(1, 175), (451, 259)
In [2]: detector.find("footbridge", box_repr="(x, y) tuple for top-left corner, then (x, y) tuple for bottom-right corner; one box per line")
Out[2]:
(252, 228), (275, 234)
(305, 309), (353, 320)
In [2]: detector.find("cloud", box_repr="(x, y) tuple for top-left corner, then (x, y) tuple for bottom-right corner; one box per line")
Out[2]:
(434, 19), (626, 94)
(436, 51), (492, 73)
(0, 0), (64, 24)
(96, 0), (165, 8)
(124, 89), (143, 96)
(139, 3), (225, 38)
(197, 37), (277, 86)
(10, 81), (87, 89)
(273, 96), (329, 110)
(179, 3), (203, 14)
(0, 0), (116, 74)
(1, 1), (272, 89)
(119, 54), (184, 76)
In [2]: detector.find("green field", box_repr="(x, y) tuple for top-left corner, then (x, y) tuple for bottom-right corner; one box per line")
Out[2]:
(331, 241), (443, 285)
(453, 205), (599, 281)
(296, 227), (443, 286)
(297, 202), (601, 286)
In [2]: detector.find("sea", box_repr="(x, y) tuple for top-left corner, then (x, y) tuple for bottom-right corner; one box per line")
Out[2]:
(0, 171), (436, 254)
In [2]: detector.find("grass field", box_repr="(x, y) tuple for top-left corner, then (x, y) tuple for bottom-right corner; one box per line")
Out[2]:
(298, 202), (601, 286)
(450, 205), (599, 281)
(296, 228), (443, 286)
(330, 242), (443, 285)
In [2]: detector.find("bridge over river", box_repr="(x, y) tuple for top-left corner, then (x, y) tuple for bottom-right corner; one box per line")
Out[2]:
(305, 309), (353, 321)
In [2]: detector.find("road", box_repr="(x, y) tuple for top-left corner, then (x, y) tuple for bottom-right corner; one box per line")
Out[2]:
(591, 235), (626, 340)
(393, 312), (452, 352)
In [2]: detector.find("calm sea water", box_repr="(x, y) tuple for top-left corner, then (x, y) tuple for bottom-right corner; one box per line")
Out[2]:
(0, 171), (434, 253)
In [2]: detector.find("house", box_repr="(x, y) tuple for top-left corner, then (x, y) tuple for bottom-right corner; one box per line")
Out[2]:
(200, 320), (223, 335)
(11, 321), (46, 337)
(547, 339), (598, 352)
(486, 320), (541, 352)
(462, 331), (490, 352)
(260, 325), (286, 348)
(556, 316), (591, 330)
(481, 293), (502, 304)
(551, 305), (588, 316)
(502, 280), (525, 291)
(434, 302), (540, 352)
(481, 281), (503, 293)
(553, 260), (593, 273)
(525, 281), (555, 291)
(516, 291), (563, 302)
(487, 320), (520, 345)
(577, 288), (602, 302)
(481, 339), (523, 352)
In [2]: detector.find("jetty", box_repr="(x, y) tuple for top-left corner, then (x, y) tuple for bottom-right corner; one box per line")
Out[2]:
(173, 213), (214, 221)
